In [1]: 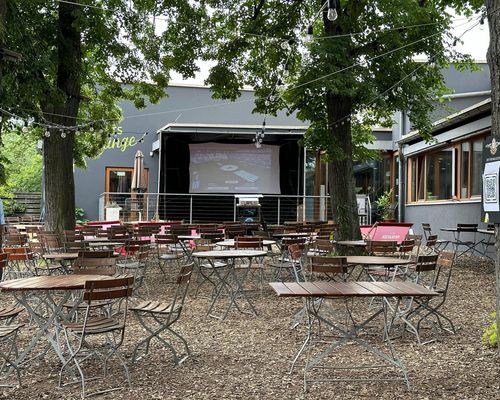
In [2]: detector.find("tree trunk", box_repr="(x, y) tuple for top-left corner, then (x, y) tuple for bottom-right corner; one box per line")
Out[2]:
(486, 0), (500, 356)
(326, 92), (361, 241)
(43, 0), (82, 232)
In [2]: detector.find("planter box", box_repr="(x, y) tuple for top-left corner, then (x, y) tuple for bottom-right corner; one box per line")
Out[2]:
(105, 207), (122, 221)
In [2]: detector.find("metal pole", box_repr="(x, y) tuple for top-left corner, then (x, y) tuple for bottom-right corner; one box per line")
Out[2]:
(189, 196), (193, 224)
(277, 197), (281, 225)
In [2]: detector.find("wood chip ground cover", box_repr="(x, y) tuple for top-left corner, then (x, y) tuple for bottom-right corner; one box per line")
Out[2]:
(2, 256), (499, 399)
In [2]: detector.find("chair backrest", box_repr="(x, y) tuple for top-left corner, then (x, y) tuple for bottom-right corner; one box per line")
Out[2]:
(425, 234), (438, 249)
(41, 233), (62, 253)
(200, 232), (225, 243)
(64, 230), (84, 242)
(311, 238), (335, 254)
(3, 246), (33, 261)
(235, 236), (263, 249)
(406, 234), (422, 246)
(169, 225), (191, 236)
(83, 276), (134, 303)
(74, 256), (117, 275)
(156, 234), (177, 245)
(397, 239), (415, 255)
(78, 250), (115, 258)
(64, 241), (87, 253)
(415, 254), (439, 273)
(170, 262), (194, 317)
(306, 256), (348, 279)
(366, 240), (397, 256)
(288, 243), (305, 261)
(434, 251), (455, 297)
(3, 234), (27, 247)
(0, 252), (7, 270)
(457, 223), (478, 233)
(193, 238), (212, 252)
(225, 227), (246, 239)
(29, 241), (45, 257)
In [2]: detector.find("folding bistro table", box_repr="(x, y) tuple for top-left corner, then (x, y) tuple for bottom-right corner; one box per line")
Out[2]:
(270, 281), (437, 390)
(0, 275), (115, 366)
(192, 249), (267, 320)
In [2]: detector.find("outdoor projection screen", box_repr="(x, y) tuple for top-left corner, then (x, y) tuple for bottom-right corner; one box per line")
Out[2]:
(189, 142), (281, 194)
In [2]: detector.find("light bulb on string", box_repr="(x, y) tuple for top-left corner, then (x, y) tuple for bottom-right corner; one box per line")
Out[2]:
(327, 8), (338, 22)
(44, 130), (50, 138)
(480, 13), (485, 30)
(61, 131), (66, 138)
(327, 0), (337, 21)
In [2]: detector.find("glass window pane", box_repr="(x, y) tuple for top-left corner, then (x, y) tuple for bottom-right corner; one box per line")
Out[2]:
(411, 158), (416, 202)
(418, 156), (425, 200)
(472, 139), (483, 196)
(461, 142), (470, 198)
(109, 170), (132, 193)
(426, 148), (452, 200)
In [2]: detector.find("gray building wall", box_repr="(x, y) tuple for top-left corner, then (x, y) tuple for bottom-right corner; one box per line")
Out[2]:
(405, 201), (484, 239)
(75, 85), (305, 220)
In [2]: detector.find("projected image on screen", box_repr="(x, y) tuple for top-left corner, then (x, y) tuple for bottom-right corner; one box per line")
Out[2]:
(189, 143), (281, 194)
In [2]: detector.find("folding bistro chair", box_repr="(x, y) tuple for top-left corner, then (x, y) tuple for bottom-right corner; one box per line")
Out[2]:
(451, 224), (481, 258)
(406, 251), (457, 343)
(0, 324), (24, 388)
(155, 234), (184, 277)
(421, 223), (448, 252)
(59, 276), (134, 398)
(363, 240), (398, 281)
(268, 243), (305, 282)
(130, 263), (193, 365)
(304, 256), (349, 282)
(234, 236), (264, 293)
(192, 239), (227, 298)
(389, 254), (439, 344)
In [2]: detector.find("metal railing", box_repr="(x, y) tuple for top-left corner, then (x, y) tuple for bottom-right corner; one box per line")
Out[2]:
(98, 192), (371, 225)
(98, 192), (333, 224)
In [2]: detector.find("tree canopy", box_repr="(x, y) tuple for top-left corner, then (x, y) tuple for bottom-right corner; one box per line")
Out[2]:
(0, 0), (206, 230)
(203, 0), (484, 238)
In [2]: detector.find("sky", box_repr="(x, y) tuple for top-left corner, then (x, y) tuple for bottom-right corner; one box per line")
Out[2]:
(170, 15), (491, 86)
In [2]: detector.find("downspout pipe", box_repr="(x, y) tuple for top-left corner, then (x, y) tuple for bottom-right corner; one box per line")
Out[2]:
(398, 111), (406, 223)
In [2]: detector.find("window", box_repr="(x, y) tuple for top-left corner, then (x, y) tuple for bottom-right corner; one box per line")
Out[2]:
(407, 135), (485, 203)
(107, 168), (133, 193)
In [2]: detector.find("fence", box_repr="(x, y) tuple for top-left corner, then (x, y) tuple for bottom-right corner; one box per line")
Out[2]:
(13, 192), (41, 218)
(98, 192), (371, 225)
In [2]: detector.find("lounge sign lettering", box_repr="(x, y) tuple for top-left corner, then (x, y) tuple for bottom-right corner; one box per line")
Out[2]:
(104, 129), (137, 152)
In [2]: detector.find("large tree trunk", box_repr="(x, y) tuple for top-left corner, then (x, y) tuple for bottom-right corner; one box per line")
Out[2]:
(326, 92), (361, 241)
(486, 0), (500, 356)
(43, 0), (81, 232)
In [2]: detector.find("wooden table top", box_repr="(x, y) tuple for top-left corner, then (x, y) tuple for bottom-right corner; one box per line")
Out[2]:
(87, 242), (124, 247)
(272, 232), (316, 238)
(336, 240), (367, 247)
(215, 239), (276, 247)
(345, 255), (411, 266)
(84, 238), (127, 243)
(177, 235), (202, 240)
(43, 253), (79, 260)
(269, 281), (438, 298)
(192, 250), (267, 259)
(0, 274), (114, 291)
(477, 229), (494, 235)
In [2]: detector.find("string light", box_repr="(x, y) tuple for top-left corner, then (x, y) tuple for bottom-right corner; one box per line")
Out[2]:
(327, 0), (338, 22)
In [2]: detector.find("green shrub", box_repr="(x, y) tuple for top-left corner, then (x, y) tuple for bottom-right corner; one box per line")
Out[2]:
(483, 312), (498, 348)
(3, 199), (27, 216)
(75, 207), (88, 225)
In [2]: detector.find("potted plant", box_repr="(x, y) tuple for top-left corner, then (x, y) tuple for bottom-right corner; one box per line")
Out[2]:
(376, 189), (395, 221)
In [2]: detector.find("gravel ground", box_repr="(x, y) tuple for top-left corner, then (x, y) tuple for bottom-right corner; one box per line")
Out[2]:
(2, 255), (500, 400)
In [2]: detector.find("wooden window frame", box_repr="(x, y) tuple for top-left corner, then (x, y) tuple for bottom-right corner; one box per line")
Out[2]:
(406, 134), (487, 204)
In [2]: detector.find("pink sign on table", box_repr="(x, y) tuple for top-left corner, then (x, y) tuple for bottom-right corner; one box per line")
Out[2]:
(360, 222), (413, 244)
